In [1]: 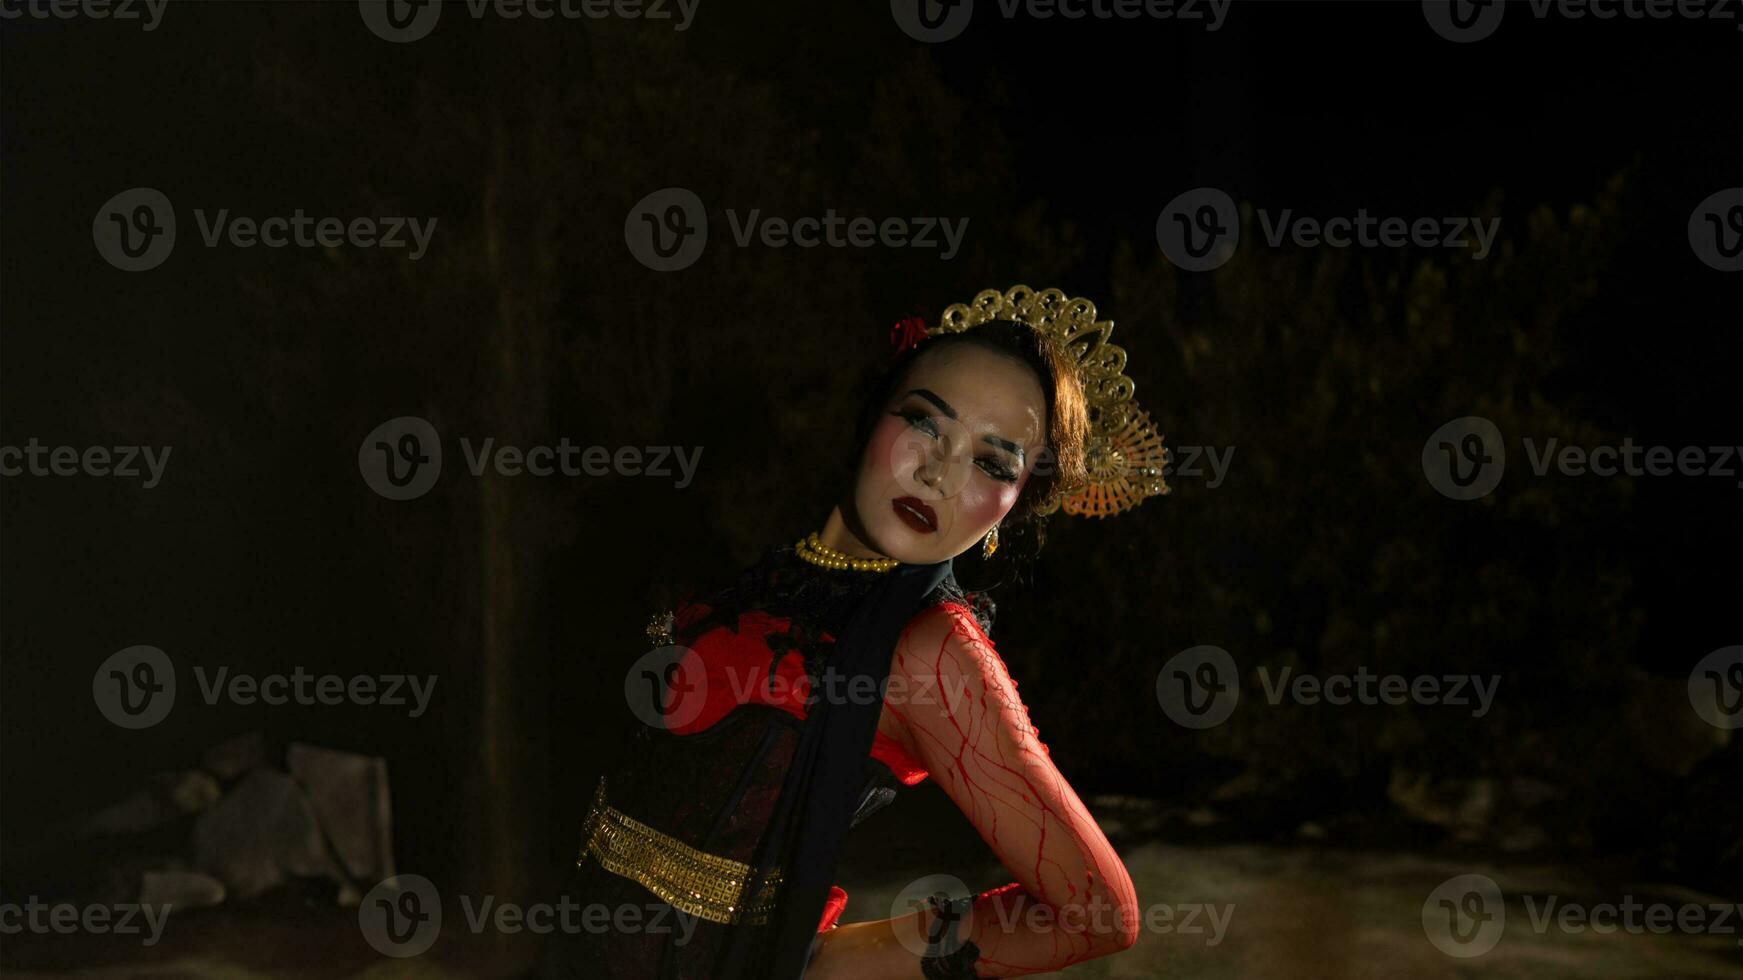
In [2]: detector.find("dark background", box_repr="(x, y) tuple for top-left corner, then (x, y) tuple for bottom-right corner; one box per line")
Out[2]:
(2, 1), (1739, 975)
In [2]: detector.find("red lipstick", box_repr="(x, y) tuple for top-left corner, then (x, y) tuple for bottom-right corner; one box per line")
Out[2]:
(892, 496), (938, 534)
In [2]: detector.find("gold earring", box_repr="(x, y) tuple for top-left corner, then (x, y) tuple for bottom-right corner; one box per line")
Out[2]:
(981, 523), (999, 559)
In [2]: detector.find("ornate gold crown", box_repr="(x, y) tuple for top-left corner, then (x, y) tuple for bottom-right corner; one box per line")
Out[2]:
(930, 285), (1169, 518)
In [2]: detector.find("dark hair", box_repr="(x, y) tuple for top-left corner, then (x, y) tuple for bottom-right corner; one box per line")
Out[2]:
(847, 319), (1089, 564)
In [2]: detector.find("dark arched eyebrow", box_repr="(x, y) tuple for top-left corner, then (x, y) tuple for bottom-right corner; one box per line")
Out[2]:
(909, 388), (957, 420)
(983, 434), (1025, 464)
(907, 388), (1026, 465)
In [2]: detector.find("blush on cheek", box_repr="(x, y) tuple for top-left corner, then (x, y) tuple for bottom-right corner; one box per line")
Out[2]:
(860, 415), (907, 485)
(959, 478), (1021, 531)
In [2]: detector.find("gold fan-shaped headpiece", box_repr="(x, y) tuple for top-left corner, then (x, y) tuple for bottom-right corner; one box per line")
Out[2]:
(929, 285), (1169, 517)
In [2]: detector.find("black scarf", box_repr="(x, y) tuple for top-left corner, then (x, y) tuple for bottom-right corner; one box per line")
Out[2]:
(714, 557), (952, 978)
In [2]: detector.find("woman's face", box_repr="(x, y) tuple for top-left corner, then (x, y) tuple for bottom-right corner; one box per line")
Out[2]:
(849, 343), (1049, 565)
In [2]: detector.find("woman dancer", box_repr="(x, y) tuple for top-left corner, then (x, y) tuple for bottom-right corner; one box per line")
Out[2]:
(541, 285), (1170, 979)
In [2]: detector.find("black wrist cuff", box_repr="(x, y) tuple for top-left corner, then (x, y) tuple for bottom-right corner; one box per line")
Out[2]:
(920, 938), (983, 980)
(920, 894), (983, 980)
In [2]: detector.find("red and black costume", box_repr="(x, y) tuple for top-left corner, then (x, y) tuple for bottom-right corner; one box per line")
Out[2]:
(538, 544), (982, 979)
(541, 538), (1140, 978)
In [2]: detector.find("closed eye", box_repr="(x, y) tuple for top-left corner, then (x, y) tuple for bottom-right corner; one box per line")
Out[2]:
(976, 457), (1018, 483)
(895, 404), (1020, 483)
(894, 407), (939, 437)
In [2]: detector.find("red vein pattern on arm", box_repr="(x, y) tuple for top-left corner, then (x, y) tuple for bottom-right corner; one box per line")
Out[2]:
(881, 603), (1141, 976)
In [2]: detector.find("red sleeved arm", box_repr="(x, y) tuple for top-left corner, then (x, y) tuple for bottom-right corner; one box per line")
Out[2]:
(881, 603), (1141, 976)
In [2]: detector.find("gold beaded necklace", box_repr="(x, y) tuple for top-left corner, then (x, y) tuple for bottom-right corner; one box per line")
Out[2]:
(793, 532), (898, 573)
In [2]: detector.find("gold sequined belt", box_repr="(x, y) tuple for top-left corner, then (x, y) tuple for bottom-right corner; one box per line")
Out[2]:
(575, 775), (783, 925)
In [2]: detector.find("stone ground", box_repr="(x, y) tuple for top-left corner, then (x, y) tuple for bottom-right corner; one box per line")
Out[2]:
(5, 840), (1739, 978)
